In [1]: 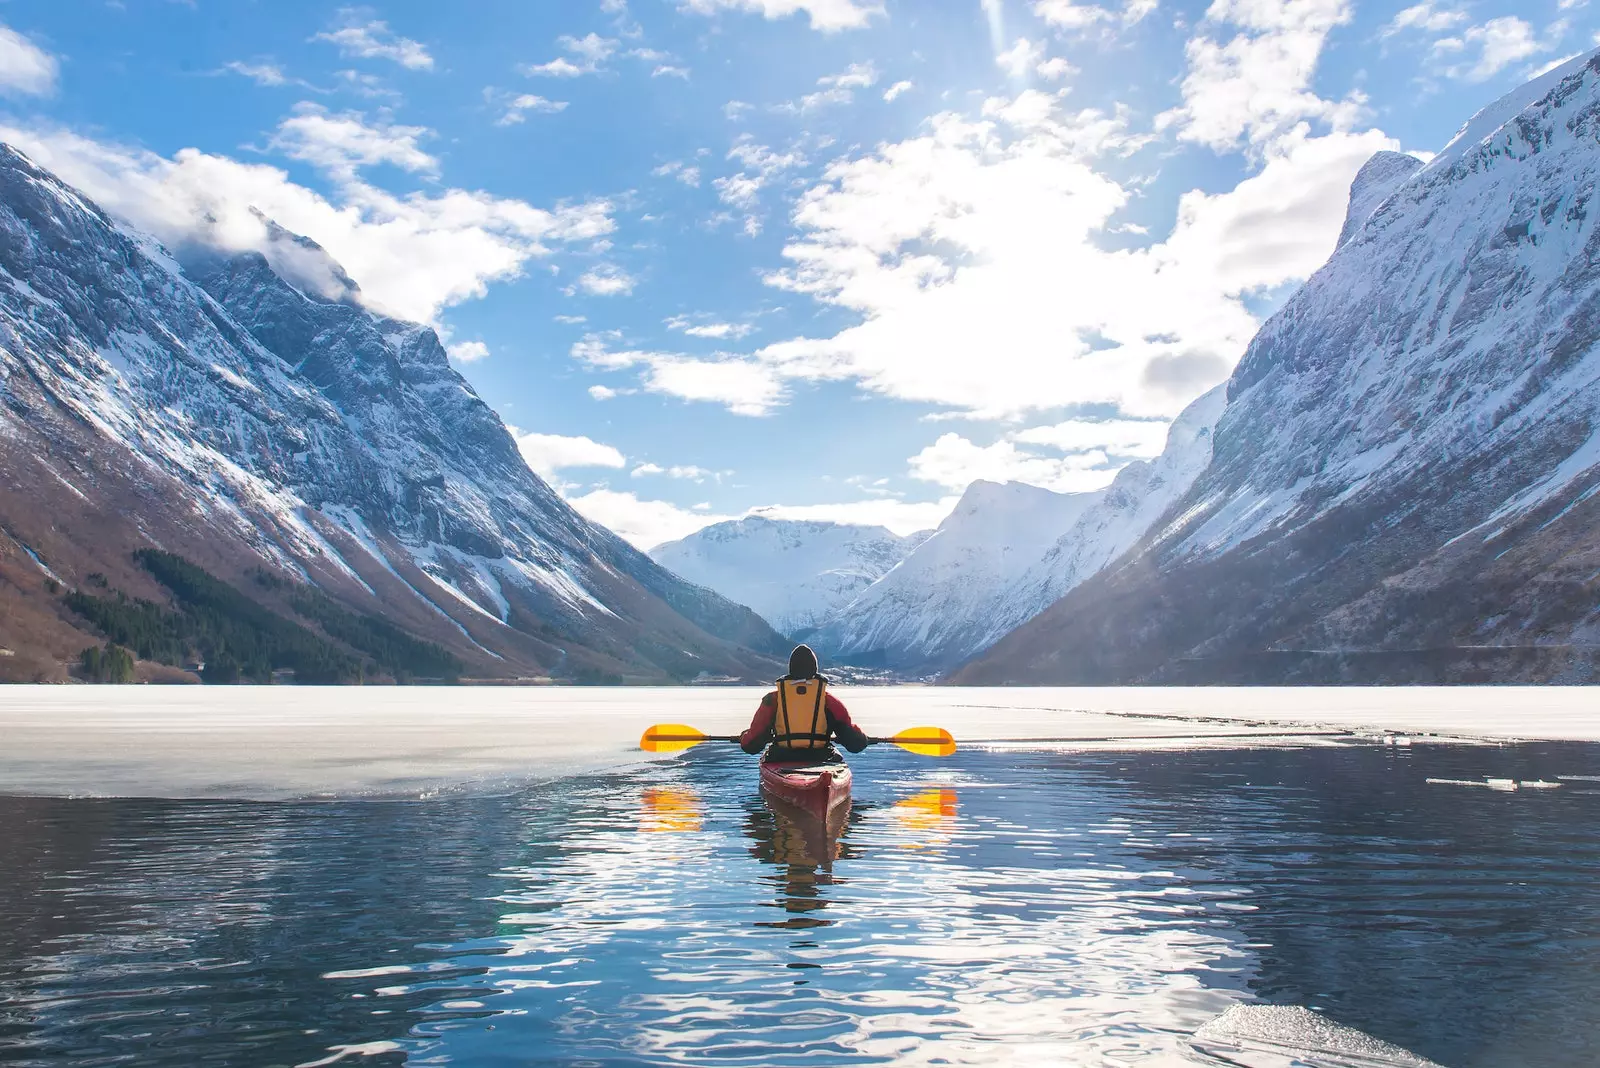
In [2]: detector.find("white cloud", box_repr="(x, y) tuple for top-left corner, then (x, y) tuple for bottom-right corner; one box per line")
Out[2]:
(883, 80), (914, 101)
(652, 160), (702, 186)
(223, 60), (292, 88)
(1, 123), (614, 323)
(1036, 57), (1077, 81)
(1158, 0), (1358, 152)
(909, 433), (1117, 493)
(589, 384), (619, 400)
(666, 315), (755, 339)
(523, 33), (618, 77)
(555, 314), (588, 324)
(1382, 1), (1467, 36)
(783, 61), (879, 111)
(678, 0), (884, 33)
(1012, 417), (1169, 454)
(653, 65), (692, 79)
(496, 94), (568, 125)
(576, 263), (637, 296)
(447, 340), (490, 363)
(269, 103), (436, 178)
(312, 16), (433, 70)
(996, 39), (1046, 80)
(1031, 0), (1154, 32)
(514, 431), (627, 479)
(565, 489), (732, 547)
(739, 94), (1395, 421)
(713, 138), (807, 233)
(0, 22), (59, 97)
(631, 463), (714, 479)
(1432, 17), (1547, 81)
(572, 333), (785, 415)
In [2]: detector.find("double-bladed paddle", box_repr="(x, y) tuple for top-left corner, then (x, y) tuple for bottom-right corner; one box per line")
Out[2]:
(639, 724), (956, 757)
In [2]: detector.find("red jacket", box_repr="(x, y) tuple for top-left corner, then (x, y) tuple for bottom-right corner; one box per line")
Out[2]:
(740, 689), (869, 755)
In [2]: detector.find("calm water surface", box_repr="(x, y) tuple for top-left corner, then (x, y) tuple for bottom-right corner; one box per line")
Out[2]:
(2, 742), (1597, 1067)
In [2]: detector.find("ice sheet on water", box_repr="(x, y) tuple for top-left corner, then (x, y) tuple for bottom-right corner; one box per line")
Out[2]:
(1192, 1005), (1444, 1067)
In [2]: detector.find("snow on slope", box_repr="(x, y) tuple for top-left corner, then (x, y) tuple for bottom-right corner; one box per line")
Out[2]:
(812, 480), (1100, 670)
(649, 516), (927, 636)
(958, 49), (1600, 684)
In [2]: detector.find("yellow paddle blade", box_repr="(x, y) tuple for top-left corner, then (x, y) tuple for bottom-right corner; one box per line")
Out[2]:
(887, 727), (957, 757)
(639, 724), (710, 753)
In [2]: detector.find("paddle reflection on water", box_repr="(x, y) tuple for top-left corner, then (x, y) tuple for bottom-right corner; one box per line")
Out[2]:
(640, 784), (704, 833)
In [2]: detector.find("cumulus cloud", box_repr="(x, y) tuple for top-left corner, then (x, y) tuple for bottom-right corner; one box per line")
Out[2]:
(713, 137), (807, 234)
(514, 431), (627, 479)
(495, 93), (568, 125)
(1031, 0), (1156, 33)
(1157, 0), (1360, 152)
(447, 340), (490, 363)
(909, 433), (1117, 493)
(589, 384), (619, 400)
(312, 14), (433, 70)
(781, 61), (878, 112)
(1381, 1), (1468, 36)
(572, 333), (784, 415)
(269, 103), (436, 178)
(678, 0), (883, 33)
(575, 263), (637, 296)
(631, 462), (715, 479)
(666, 315), (755, 339)
(996, 38), (1047, 80)
(0, 22), (58, 97)
(0, 121), (614, 323)
(883, 80), (914, 101)
(523, 33), (617, 77)
(734, 94), (1395, 421)
(652, 160), (702, 186)
(1431, 17), (1548, 81)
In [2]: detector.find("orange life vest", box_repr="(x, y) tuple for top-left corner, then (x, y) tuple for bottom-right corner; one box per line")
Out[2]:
(774, 677), (829, 749)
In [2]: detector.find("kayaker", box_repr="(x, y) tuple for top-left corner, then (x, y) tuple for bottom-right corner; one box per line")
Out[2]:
(740, 645), (869, 763)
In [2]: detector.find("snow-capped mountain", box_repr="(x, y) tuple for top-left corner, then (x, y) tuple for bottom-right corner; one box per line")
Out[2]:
(959, 51), (1600, 684)
(810, 480), (1101, 671)
(649, 516), (928, 637)
(0, 143), (785, 682)
(974, 386), (1226, 651)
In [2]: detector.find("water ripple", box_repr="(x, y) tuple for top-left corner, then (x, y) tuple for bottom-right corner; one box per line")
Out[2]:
(2, 743), (1597, 1066)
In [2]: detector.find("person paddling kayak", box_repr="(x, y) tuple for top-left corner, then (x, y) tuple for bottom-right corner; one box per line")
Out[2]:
(740, 645), (868, 764)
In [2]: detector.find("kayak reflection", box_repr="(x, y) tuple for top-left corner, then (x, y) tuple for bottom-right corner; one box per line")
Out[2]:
(639, 785), (703, 833)
(745, 795), (856, 930)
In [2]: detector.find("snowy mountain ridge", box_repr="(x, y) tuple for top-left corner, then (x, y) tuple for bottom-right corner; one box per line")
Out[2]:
(959, 49), (1600, 684)
(0, 143), (785, 681)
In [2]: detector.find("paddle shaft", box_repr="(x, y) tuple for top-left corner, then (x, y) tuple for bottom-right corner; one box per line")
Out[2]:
(645, 733), (740, 743)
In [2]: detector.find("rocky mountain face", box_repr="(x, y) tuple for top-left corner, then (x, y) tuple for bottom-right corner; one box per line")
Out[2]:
(957, 51), (1600, 684)
(648, 516), (928, 637)
(0, 144), (785, 683)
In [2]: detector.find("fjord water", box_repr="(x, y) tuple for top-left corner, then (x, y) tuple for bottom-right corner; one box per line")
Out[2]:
(2, 742), (1597, 1067)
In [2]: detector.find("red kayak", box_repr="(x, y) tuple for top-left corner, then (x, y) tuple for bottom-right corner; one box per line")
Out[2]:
(759, 760), (852, 819)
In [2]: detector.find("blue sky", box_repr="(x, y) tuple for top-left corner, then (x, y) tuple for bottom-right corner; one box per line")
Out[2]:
(0, 0), (1590, 546)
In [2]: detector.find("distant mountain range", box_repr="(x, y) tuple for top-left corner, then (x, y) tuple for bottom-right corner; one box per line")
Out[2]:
(650, 516), (928, 637)
(0, 145), (784, 684)
(661, 51), (1600, 685)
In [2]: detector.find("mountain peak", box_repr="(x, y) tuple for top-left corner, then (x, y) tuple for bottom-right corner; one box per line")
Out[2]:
(1336, 150), (1423, 249)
